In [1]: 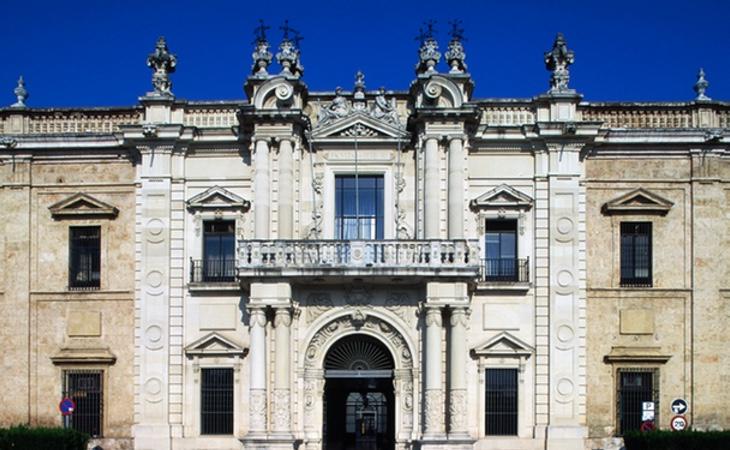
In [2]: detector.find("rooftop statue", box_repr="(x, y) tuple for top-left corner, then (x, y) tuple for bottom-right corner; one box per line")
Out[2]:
(371, 87), (401, 126)
(317, 87), (351, 125)
(544, 32), (575, 94)
(146, 37), (177, 97)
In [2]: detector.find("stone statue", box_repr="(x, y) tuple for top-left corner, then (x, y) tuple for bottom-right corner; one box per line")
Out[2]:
(415, 21), (441, 75)
(371, 87), (400, 125)
(11, 76), (28, 108)
(276, 20), (304, 78)
(694, 68), (711, 101)
(544, 32), (575, 94)
(146, 37), (177, 97)
(251, 20), (272, 77)
(317, 87), (351, 125)
(445, 20), (467, 74)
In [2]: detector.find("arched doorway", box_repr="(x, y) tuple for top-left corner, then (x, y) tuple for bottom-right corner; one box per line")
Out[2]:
(323, 334), (395, 450)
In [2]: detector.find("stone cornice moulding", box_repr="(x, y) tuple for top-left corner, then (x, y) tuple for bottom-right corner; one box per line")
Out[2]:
(48, 192), (119, 219)
(470, 184), (534, 211)
(603, 346), (671, 364)
(186, 185), (250, 212)
(471, 331), (535, 360)
(184, 332), (248, 358)
(601, 187), (674, 216)
(51, 346), (117, 365)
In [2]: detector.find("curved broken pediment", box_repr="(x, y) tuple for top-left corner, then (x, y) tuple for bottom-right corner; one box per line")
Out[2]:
(252, 76), (300, 109)
(416, 75), (464, 109)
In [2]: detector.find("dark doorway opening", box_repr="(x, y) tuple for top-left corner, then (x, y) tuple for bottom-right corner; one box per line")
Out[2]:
(323, 335), (395, 450)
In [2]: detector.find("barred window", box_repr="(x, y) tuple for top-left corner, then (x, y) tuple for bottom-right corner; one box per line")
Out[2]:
(69, 226), (101, 289)
(617, 369), (659, 435)
(620, 222), (652, 287)
(485, 368), (518, 435)
(63, 370), (103, 437)
(201, 368), (234, 435)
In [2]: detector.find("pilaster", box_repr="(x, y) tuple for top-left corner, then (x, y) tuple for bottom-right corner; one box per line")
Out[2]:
(423, 136), (441, 239)
(277, 138), (294, 239)
(447, 136), (465, 239)
(254, 137), (272, 239)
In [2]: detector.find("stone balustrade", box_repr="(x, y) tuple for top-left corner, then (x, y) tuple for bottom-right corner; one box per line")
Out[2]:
(238, 239), (480, 279)
(182, 103), (240, 128)
(1, 108), (143, 134)
(482, 104), (535, 126)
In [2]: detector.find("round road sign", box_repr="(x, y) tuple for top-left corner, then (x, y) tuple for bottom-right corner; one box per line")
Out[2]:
(670, 415), (688, 431)
(59, 397), (76, 416)
(670, 398), (688, 415)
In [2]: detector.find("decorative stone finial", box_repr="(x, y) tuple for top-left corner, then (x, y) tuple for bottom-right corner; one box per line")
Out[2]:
(694, 68), (711, 102)
(146, 36), (177, 97)
(354, 71), (366, 100)
(251, 20), (273, 78)
(444, 20), (467, 74)
(276, 20), (304, 78)
(544, 32), (575, 94)
(416, 21), (441, 75)
(11, 76), (28, 108)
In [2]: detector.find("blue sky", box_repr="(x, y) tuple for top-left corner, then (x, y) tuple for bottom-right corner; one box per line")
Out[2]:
(2, 0), (729, 107)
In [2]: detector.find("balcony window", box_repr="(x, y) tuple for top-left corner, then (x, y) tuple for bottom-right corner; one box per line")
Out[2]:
(335, 175), (384, 240)
(620, 222), (652, 287)
(201, 220), (235, 282)
(69, 226), (101, 289)
(483, 219), (521, 282)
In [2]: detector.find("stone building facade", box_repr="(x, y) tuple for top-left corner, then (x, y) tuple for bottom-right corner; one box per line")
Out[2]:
(0, 28), (728, 450)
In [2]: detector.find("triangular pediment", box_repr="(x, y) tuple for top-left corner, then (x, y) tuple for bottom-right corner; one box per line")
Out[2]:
(472, 331), (534, 359)
(602, 188), (673, 215)
(311, 111), (409, 141)
(186, 186), (250, 212)
(49, 192), (118, 219)
(470, 184), (533, 211)
(185, 332), (247, 357)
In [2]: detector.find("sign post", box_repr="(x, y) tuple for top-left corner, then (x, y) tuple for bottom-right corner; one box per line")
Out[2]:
(59, 397), (76, 416)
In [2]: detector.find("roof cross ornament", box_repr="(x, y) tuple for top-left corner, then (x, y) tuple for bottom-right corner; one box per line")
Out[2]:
(445, 20), (467, 74)
(146, 36), (177, 97)
(694, 68), (711, 102)
(353, 70), (366, 104)
(276, 20), (304, 78)
(416, 20), (441, 75)
(11, 76), (28, 108)
(251, 19), (273, 77)
(544, 32), (575, 94)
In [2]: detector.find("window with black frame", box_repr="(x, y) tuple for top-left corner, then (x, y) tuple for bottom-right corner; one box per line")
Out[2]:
(63, 370), (103, 437)
(620, 222), (652, 287)
(484, 219), (519, 282)
(485, 368), (518, 435)
(69, 226), (101, 289)
(617, 369), (658, 434)
(202, 221), (235, 282)
(201, 368), (234, 435)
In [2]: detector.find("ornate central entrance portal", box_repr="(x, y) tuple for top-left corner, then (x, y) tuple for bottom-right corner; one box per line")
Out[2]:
(323, 335), (395, 450)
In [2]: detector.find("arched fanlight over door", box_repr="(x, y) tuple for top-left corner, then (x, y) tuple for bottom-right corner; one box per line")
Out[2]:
(324, 335), (394, 371)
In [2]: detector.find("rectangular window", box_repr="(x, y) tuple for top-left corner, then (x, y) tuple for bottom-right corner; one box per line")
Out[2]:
(617, 369), (658, 435)
(69, 226), (101, 289)
(201, 368), (234, 435)
(202, 221), (236, 282)
(484, 219), (519, 281)
(63, 370), (103, 437)
(335, 175), (384, 240)
(620, 222), (652, 287)
(485, 368), (518, 435)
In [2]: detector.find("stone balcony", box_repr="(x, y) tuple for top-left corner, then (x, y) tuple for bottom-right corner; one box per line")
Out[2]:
(237, 239), (480, 282)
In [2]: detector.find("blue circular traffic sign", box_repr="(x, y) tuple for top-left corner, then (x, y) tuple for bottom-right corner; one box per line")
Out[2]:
(59, 397), (76, 416)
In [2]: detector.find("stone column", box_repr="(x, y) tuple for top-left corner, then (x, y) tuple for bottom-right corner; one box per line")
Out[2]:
(423, 136), (440, 239)
(254, 137), (271, 239)
(423, 306), (444, 437)
(248, 307), (268, 436)
(278, 138), (294, 239)
(447, 136), (464, 239)
(272, 307), (292, 436)
(448, 307), (469, 437)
